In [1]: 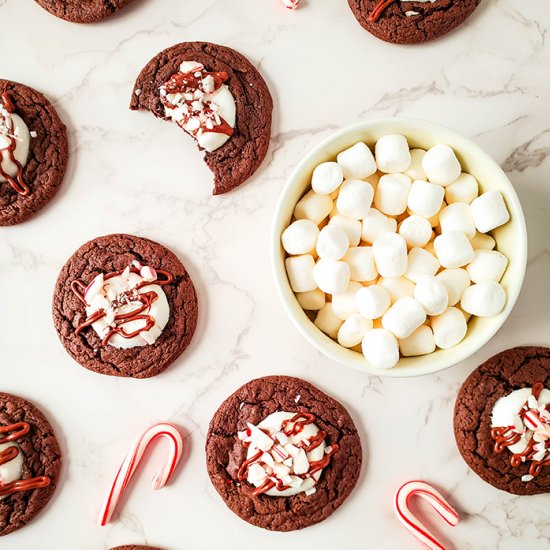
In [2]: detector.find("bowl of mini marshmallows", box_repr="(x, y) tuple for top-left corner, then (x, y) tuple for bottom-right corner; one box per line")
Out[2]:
(272, 118), (527, 377)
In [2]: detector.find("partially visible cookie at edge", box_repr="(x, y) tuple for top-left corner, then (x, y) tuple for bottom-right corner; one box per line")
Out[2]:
(348, 0), (481, 44)
(34, 0), (135, 23)
(206, 375), (362, 531)
(52, 234), (198, 379)
(0, 392), (62, 537)
(130, 41), (273, 195)
(454, 346), (550, 495)
(0, 80), (67, 226)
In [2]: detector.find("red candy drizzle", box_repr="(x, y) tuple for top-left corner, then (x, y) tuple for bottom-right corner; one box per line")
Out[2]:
(0, 92), (30, 196)
(71, 265), (174, 346)
(0, 423), (51, 497)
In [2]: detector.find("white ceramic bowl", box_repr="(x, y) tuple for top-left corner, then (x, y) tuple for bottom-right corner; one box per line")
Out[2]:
(271, 118), (528, 377)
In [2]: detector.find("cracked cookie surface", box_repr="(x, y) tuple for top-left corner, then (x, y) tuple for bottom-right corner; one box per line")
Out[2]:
(0, 393), (61, 537)
(0, 80), (67, 226)
(130, 42), (272, 195)
(206, 376), (362, 531)
(454, 346), (550, 495)
(34, 0), (135, 23)
(52, 234), (198, 379)
(348, 0), (481, 44)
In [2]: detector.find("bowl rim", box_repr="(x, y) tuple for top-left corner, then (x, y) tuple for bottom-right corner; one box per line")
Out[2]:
(270, 117), (528, 378)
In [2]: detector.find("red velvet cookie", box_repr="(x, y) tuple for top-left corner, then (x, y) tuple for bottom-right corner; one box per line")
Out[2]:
(52, 234), (198, 379)
(130, 42), (272, 195)
(0, 80), (67, 226)
(206, 376), (362, 531)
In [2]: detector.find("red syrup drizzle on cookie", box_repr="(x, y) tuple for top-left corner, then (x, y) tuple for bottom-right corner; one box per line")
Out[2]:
(0, 92), (30, 196)
(237, 412), (339, 496)
(0, 423), (51, 497)
(70, 265), (174, 346)
(160, 65), (235, 139)
(369, 0), (399, 22)
(491, 383), (550, 478)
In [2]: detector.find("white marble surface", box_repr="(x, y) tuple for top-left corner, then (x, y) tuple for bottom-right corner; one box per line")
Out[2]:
(1, 0), (549, 548)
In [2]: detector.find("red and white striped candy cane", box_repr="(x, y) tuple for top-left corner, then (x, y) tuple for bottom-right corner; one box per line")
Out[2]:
(524, 409), (544, 431)
(98, 423), (184, 526)
(394, 480), (459, 550)
(281, 0), (299, 10)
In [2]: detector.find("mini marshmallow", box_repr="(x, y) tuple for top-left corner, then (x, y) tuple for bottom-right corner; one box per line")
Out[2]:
(361, 208), (397, 243)
(281, 219), (319, 255)
(431, 307), (467, 349)
(445, 173), (478, 204)
(382, 296), (426, 339)
(398, 215), (432, 248)
(435, 269), (471, 306)
(470, 232), (496, 250)
(375, 134), (411, 173)
(337, 314), (373, 348)
(461, 282), (506, 317)
(414, 275), (449, 316)
(378, 277), (415, 303)
(329, 215), (362, 247)
(314, 303), (343, 339)
(407, 179), (445, 218)
(374, 174), (412, 216)
(439, 203), (476, 239)
(311, 161), (344, 195)
(296, 289), (325, 311)
(361, 329), (399, 370)
(294, 190), (333, 225)
(404, 247), (440, 283)
(313, 259), (350, 295)
(434, 231), (475, 268)
(467, 250), (508, 283)
(336, 179), (374, 219)
(332, 281), (362, 320)
(372, 232), (408, 278)
(343, 246), (378, 282)
(336, 142), (377, 179)
(422, 144), (461, 186)
(316, 225), (349, 260)
(285, 255), (317, 293)
(470, 191), (510, 233)
(355, 285), (391, 319)
(404, 149), (427, 181)
(399, 325), (436, 357)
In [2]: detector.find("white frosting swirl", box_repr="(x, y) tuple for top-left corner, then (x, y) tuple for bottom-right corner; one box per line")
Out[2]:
(161, 61), (236, 153)
(238, 411), (332, 497)
(83, 264), (170, 349)
(0, 441), (23, 501)
(0, 99), (30, 182)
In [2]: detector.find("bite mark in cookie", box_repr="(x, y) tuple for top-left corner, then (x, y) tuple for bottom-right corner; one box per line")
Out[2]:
(206, 376), (362, 531)
(130, 42), (272, 195)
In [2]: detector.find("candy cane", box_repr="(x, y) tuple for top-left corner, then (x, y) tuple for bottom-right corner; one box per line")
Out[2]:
(524, 410), (544, 431)
(98, 423), (183, 526)
(394, 480), (459, 550)
(281, 0), (299, 10)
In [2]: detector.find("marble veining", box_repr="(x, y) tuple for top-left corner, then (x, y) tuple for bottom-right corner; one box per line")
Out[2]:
(0, 0), (549, 548)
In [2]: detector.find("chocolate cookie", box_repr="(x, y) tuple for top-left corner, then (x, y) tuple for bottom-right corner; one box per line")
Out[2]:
(348, 0), (481, 44)
(206, 376), (362, 531)
(0, 80), (67, 226)
(0, 393), (62, 536)
(52, 234), (198, 379)
(110, 546), (163, 550)
(130, 42), (272, 195)
(454, 347), (550, 495)
(34, 0), (135, 23)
